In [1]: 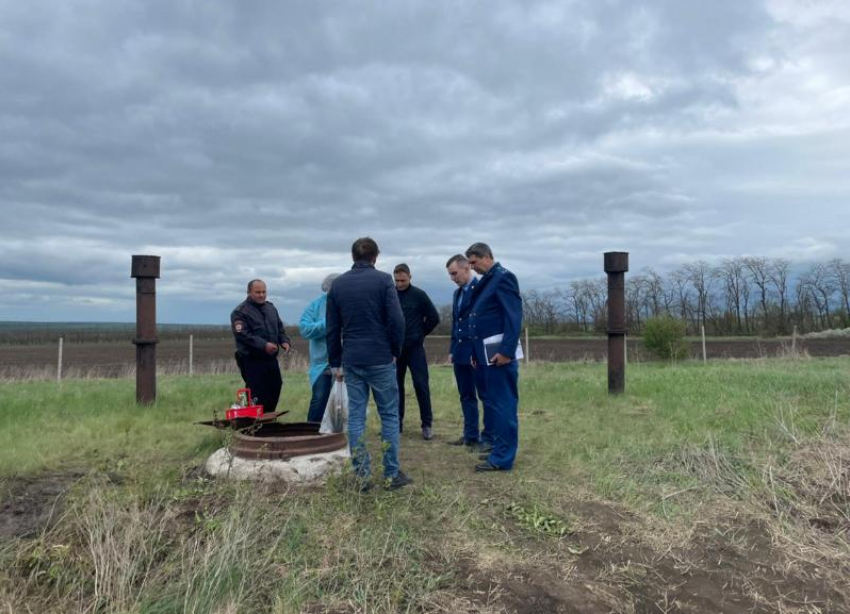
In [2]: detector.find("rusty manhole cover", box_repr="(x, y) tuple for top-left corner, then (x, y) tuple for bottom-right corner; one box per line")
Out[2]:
(230, 422), (347, 460)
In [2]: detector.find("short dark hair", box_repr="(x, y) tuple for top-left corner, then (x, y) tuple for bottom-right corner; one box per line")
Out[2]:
(247, 279), (264, 293)
(351, 237), (380, 262)
(393, 263), (410, 276)
(465, 242), (493, 259)
(445, 254), (467, 268)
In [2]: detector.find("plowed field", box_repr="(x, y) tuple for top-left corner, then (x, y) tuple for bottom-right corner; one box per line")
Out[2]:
(1, 336), (848, 379)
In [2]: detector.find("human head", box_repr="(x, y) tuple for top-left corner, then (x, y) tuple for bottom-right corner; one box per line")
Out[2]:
(445, 254), (473, 287)
(393, 263), (411, 291)
(465, 242), (494, 275)
(321, 273), (339, 293)
(351, 237), (380, 263)
(247, 279), (267, 304)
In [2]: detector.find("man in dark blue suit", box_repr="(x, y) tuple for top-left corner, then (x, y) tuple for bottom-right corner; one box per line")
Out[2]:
(445, 254), (492, 448)
(465, 243), (523, 472)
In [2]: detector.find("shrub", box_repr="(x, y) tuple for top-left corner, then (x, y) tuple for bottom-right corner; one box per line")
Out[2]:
(643, 316), (690, 361)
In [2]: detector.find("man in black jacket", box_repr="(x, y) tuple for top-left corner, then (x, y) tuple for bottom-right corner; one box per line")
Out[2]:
(230, 279), (291, 413)
(393, 263), (440, 440)
(327, 238), (413, 491)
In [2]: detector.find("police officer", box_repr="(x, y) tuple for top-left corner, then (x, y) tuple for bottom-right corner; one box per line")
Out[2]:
(231, 279), (291, 413)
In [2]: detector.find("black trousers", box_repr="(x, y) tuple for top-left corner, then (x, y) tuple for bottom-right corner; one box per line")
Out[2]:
(239, 356), (283, 413)
(396, 343), (432, 429)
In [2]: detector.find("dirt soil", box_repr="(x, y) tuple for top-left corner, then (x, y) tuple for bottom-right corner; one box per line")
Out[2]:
(2, 470), (846, 613)
(1, 337), (848, 378)
(456, 500), (846, 614)
(0, 472), (83, 539)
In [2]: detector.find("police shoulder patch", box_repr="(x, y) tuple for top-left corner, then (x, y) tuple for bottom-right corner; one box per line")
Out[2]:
(234, 320), (244, 333)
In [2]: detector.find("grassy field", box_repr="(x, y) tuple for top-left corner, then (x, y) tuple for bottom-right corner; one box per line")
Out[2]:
(1, 358), (849, 613)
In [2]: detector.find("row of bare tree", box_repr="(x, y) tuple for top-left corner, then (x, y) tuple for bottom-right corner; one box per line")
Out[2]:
(436, 257), (850, 337)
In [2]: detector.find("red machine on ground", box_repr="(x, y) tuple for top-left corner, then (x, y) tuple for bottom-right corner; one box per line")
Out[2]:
(225, 388), (264, 421)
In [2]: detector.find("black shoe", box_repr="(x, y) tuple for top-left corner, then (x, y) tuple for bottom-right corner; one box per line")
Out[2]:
(447, 437), (478, 447)
(354, 479), (373, 494)
(475, 461), (505, 472)
(386, 471), (414, 491)
(422, 427), (433, 441)
(479, 444), (494, 454)
(478, 452), (491, 461)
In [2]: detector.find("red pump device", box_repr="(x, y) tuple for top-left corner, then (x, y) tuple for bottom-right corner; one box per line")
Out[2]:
(225, 388), (264, 421)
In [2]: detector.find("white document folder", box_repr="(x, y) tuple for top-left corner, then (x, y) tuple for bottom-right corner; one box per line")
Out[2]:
(483, 333), (523, 364)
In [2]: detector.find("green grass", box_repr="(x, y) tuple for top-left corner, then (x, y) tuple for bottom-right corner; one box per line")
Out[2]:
(2, 358), (849, 613)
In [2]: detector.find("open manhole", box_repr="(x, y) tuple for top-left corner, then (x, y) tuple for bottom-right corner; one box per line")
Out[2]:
(230, 422), (347, 460)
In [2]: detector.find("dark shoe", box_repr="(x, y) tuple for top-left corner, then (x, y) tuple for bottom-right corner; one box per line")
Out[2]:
(479, 443), (493, 454)
(422, 427), (433, 441)
(478, 452), (491, 461)
(386, 471), (414, 491)
(475, 461), (505, 472)
(354, 479), (373, 494)
(447, 437), (478, 447)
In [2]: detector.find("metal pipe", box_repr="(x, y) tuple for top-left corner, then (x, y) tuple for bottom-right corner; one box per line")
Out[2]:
(131, 255), (160, 405)
(604, 252), (629, 395)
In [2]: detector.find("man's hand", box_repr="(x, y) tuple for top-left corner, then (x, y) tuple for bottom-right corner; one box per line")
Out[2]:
(448, 353), (453, 364)
(264, 342), (277, 354)
(280, 342), (291, 353)
(490, 352), (512, 366)
(331, 367), (344, 381)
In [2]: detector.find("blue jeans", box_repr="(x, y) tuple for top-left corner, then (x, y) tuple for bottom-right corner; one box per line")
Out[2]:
(306, 371), (333, 422)
(344, 362), (401, 480)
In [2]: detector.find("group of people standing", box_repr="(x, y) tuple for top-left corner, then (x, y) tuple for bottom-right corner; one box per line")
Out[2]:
(230, 237), (523, 491)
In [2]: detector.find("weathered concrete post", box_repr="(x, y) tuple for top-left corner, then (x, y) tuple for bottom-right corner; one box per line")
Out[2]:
(131, 255), (160, 404)
(604, 252), (629, 395)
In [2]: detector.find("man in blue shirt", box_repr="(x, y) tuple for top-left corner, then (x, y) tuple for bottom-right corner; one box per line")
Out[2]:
(299, 273), (339, 423)
(445, 254), (492, 449)
(327, 237), (413, 491)
(465, 243), (523, 472)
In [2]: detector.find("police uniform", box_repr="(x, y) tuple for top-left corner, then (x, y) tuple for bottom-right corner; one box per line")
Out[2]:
(467, 262), (522, 470)
(231, 298), (291, 413)
(451, 277), (492, 445)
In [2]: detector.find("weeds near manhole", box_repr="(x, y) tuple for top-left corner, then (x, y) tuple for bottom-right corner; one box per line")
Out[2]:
(504, 503), (573, 537)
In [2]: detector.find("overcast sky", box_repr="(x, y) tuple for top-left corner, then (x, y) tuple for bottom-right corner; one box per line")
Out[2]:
(1, 0), (848, 324)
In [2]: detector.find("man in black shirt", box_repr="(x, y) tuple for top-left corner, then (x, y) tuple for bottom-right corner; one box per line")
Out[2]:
(230, 279), (291, 413)
(393, 263), (440, 439)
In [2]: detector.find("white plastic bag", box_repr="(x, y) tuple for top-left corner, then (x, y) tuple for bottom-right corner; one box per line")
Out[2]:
(319, 379), (349, 434)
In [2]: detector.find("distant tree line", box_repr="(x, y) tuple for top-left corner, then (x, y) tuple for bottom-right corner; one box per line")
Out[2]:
(473, 257), (850, 337)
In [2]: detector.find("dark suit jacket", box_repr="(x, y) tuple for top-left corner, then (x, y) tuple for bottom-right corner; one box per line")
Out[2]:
(326, 261), (405, 368)
(467, 263), (523, 364)
(450, 277), (478, 364)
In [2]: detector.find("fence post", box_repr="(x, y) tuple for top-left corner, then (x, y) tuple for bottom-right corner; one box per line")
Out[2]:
(131, 255), (160, 405)
(701, 325), (707, 364)
(57, 337), (63, 382)
(604, 252), (629, 395)
(189, 334), (194, 376)
(792, 325), (798, 353)
(524, 327), (529, 364)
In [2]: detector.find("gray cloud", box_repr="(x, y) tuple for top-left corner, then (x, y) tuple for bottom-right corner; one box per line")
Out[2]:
(0, 0), (848, 323)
